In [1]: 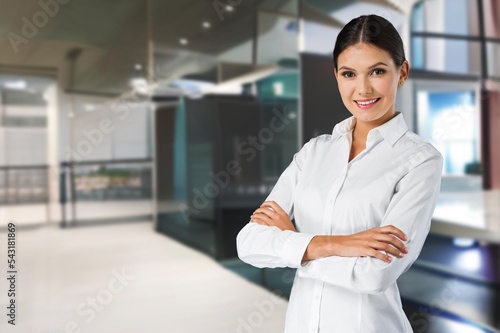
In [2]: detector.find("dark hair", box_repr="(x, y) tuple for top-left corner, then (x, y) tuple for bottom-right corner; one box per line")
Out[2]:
(333, 15), (406, 71)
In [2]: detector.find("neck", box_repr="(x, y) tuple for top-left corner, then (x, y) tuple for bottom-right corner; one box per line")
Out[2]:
(352, 111), (398, 142)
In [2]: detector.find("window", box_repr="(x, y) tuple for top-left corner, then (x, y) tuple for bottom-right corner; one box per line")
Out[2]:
(411, 0), (479, 36)
(410, 0), (499, 79)
(417, 89), (479, 176)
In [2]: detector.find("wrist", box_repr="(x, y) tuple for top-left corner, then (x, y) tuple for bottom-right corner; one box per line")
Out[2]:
(302, 235), (340, 262)
(326, 235), (343, 257)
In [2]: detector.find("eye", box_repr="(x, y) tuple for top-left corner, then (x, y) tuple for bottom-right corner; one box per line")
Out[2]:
(372, 68), (385, 75)
(340, 71), (354, 78)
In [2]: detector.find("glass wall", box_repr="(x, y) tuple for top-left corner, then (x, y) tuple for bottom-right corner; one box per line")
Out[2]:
(0, 74), (55, 225)
(411, 0), (499, 79)
(410, 0), (500, 191)
(153, 1), (301, 259)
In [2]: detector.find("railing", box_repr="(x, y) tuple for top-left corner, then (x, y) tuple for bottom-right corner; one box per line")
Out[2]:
(62, 159), (152, 201)
(0, 165), (49, 205)
(60, 159), (153, 226)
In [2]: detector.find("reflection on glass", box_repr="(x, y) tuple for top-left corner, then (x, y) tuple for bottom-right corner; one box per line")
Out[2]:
(257, 11), (298, 66)
(417, 91), (479, 176)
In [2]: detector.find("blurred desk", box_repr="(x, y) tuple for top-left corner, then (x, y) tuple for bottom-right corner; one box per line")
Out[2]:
(431, 190), (500, 243)
(415, 190), (500, 331)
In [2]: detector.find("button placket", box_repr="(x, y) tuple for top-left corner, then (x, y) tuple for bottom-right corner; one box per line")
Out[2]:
(308, 280), (323, 333)
(322, 137), (350, 234)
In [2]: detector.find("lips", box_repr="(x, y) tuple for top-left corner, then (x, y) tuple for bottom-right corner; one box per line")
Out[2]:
(355, 98), (380, 108)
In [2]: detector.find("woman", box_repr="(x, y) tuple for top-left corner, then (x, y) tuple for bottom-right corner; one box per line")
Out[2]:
(236, 14), (443, 332)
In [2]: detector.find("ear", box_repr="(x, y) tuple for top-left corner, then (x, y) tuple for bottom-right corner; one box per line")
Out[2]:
(398, 60), (410, 86)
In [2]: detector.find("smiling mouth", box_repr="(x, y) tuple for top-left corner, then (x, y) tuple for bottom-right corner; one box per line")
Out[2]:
(355, 98), (381, 107)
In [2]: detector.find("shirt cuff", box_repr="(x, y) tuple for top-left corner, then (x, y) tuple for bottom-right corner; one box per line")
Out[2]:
(298, 256), (357, 290)
(282, 231), (315, 268)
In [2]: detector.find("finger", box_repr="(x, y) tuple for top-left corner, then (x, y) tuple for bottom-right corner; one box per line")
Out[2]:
(250, 215), (270, 226)
(370, 241), (401, 258)
(376, 234), (408, 254)
(381, 225), (407, 241)
(380, 243), (405, 258)
(367, 248), (393, 263)
(253, 207), (277, 220)
(261, 201), (286, 216)
(251, 213), (274, 226)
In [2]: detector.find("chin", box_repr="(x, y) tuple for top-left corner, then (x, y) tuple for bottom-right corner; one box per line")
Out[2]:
(351, 109), (386, 122)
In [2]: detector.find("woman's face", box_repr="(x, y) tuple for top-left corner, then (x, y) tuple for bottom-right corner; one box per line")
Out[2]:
(334, 43), (409, 124)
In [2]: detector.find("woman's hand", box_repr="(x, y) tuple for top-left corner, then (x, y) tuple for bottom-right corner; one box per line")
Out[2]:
(250, 201), (296, 232)
(333, 226), (408, 262)
(302, 225), (408, 264)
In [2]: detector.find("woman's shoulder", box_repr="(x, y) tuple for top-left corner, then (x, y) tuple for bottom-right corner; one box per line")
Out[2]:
(396, 130), (443, 160)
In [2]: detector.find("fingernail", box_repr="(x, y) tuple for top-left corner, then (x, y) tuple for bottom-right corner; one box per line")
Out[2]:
(387, 256), (392, 262)
(405, 247), (408, 253)
(399, 252), (405, 258)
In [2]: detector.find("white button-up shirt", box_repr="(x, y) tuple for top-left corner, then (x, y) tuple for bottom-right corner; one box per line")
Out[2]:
(236, 112), (443, 333)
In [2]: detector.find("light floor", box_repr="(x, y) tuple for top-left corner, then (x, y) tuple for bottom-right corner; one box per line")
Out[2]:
(0, 221), (287, 333)
(0, 200), (154, 226)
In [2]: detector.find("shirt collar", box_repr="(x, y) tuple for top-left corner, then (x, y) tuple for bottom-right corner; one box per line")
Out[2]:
(331, 111), (408, 147)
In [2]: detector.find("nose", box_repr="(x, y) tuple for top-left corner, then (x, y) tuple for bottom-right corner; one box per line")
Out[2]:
(357, 76), (373, 95)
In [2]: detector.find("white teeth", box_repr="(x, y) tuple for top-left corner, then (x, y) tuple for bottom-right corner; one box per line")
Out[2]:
(357, 98), (379, 106)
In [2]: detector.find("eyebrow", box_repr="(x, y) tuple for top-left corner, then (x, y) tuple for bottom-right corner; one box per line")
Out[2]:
(338, 62), (389, 71)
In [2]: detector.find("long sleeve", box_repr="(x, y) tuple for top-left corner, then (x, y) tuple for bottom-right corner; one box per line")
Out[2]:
(236, 138), (317, 269)
(297, 150), (443, 294)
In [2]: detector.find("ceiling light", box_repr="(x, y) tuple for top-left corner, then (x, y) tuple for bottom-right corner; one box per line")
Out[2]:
(179, 38), (189, 45)
(4, 80), (27, 90)
(273, 82), (284, 96)
(129, 77), (149, 94)
(84, 104), (96, 112)
(134, 63), (143, 70)
(225, 5), (234, 12)
(209, 65), (279, 94)
(202, 21), (211, 29)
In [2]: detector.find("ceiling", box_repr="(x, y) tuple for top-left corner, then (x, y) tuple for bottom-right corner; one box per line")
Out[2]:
(0, 0), (404, 95)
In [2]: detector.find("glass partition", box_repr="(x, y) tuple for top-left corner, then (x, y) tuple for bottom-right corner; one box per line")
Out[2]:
(62, 159), (152, 225)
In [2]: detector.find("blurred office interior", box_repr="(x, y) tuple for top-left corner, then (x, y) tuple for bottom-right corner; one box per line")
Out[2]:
(0, 0), (499, 332)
